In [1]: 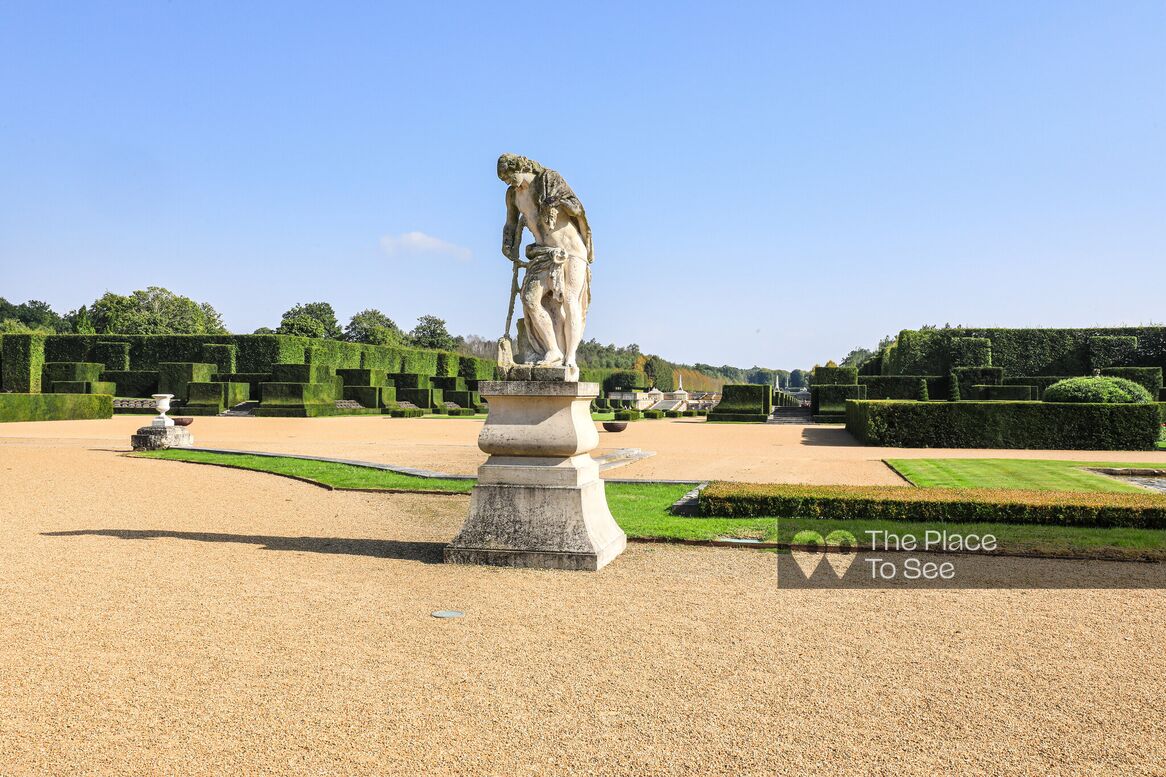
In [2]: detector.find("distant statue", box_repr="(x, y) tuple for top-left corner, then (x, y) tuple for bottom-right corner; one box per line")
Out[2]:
(496, 153), (593, 377)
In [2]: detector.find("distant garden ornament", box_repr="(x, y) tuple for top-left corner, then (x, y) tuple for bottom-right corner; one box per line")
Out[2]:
(495, 153), (593, 381)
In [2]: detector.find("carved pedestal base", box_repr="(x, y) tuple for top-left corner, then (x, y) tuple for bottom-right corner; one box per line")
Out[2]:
(444, 381), (626, 571)
(131, 426), (194, 451)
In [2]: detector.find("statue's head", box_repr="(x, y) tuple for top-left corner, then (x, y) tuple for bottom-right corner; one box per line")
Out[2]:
(497, 153), (543, 185)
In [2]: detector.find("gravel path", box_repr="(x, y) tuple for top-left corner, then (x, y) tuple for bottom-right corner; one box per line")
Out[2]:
(2, 415), (1163, 485)
(1, 443), (1164, 774)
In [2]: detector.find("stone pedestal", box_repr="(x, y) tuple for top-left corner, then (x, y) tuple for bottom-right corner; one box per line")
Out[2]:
(131, 425), (194, 451)
(444, 381), (627, 571)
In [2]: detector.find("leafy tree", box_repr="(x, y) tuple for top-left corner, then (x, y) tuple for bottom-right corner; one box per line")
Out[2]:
(279, 302), (341, 339)
(0, 298), (67, 332)
(408, 315), (456, 350)
(0, 318), (54, 334)
(277, 314), (326, 338)
(88, 287), (227, 335)
(345, 309), (403, 345)
(253, 326), (276, 335)
(840, 347), (874, 367)
(643, 355), (676, 391)
(789, 369), (807, 389)
(66, 305), (96, 334)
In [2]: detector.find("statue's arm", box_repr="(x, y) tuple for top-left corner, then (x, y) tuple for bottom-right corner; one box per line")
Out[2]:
(502, 186), (521, 257)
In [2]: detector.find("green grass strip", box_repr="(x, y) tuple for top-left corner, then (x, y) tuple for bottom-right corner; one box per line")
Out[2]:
(887, 458), (1166, 493)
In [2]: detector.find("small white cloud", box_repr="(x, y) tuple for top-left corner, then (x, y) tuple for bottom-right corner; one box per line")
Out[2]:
(379, 231), (472, 261)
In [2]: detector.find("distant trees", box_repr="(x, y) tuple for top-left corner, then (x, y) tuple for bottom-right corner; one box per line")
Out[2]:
(344, 309), (403, 346)
(642, 355), (676, 391)
(0, 298), (67, 333)
(408, 315), (456, 350)
(86, 287), (227, 335)
(278, 302), (341, 339)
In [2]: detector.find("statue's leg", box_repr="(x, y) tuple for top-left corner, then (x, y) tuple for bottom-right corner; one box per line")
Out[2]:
(521, 276), (559, 364)
(560, 257), (588, 369)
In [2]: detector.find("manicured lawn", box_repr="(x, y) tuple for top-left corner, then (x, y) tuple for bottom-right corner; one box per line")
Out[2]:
(887, 458), (1165, 493)
(135, 450), (1166, 559)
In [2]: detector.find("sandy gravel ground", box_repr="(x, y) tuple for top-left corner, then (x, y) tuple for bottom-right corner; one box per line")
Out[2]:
(2, 415), (1163, 484)
(1, 444), (1164, 775)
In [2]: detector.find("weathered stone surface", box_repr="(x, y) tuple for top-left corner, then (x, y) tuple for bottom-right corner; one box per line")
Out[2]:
(495, 154), (593, 381)
(445, 381), (626, 571)
(131, 426), (194, 451)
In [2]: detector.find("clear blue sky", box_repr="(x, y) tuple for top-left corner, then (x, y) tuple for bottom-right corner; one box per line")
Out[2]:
(1, 1), (1162, 369)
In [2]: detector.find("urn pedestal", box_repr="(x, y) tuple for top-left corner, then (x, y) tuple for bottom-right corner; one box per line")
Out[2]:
(444, 381), (627, 571)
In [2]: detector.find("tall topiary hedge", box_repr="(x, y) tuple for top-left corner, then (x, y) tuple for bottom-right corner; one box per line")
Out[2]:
(709, 384), (772, 422)
(1, 334), (46, 393)
(812, 366), (858, 385)
(0, 393), (113, 422)
(949, 337), (992, 367)
(846, 399), (1159, 450)
(883, 327), (1166, 377)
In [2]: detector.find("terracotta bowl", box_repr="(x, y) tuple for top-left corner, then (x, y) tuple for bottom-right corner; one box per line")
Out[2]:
(172, 417), (194, 427)
(602, 421), (628, 433)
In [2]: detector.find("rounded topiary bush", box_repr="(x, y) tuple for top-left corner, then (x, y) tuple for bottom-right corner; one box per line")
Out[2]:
(1043, 376), (1153, 404)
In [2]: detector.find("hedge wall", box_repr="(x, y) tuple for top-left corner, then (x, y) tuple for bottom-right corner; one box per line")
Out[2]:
(812, 366), (858, 385)
(0, 393), (113, 423)
(709, 384), (772, 422)
(43, 362), (104, 384)
(201, 343), (238, 374)
(1, 334), (46, 393)
(976, 385), (1033, 401)
(811, 384), (866, 416)
(1002, 376), (1071, 400)
(883, 327), (1166, 377)
(1090, 336), (1138, 370)
(102, 370), (160, 398)
(94, 341), (130, 371)
(846, 400), (1160, 450)
(949, 337), (992, 367)
(859, 375), (945, 400)
(697, 482), (1166, 529)
(1101, 367), (1163, 397)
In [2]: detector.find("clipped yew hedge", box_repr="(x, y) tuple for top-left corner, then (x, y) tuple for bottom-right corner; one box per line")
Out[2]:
(697, 482), (1166, 528)
(0, 393), (113, 423)
(846, 399), (1160, 450)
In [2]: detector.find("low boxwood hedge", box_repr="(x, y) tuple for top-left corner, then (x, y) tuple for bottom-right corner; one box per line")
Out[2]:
(846, 399), (1160, 450)
(643, 409), (665, 419)
(697, 482), (1166, 528)
(0, 393), (113, 422)
(613, 409), (642, 421)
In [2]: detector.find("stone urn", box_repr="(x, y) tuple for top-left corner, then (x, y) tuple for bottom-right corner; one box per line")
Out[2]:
(151, 394), (175, 428)
(602, 421), (628, 433)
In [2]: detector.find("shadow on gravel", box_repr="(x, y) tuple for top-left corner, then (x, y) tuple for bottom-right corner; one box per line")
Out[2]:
(800, 427), (859, 446)
(42, 529), (446, 564)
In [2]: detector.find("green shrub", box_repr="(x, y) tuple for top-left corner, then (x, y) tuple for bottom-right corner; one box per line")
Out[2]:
(1101, 367), (1163, 397)
(665, 410), (681, 418)
(93, 341), (130, 371)
(812, 366), (858, 385)
(643, 409), (665, 419)
(389, 407), (425, 418)
(948, 371), (960, 401)
(681, 409), (697, 417)
(43, 362), (104, 384)
(613, 409), (642, 421)
(1, 333), (46, 393)
(949, 337), (992, 367)
(917, 379), (929, 401)
(446, 407), (476, 416)
(1044, 375), (1152, 406)
(846, 399), (1159, 450)
(1044, 376), (1152, 404)
(1090, 335), (1138, 370)
(697, 482), (1166, 529)
(0, 392), (113, 422)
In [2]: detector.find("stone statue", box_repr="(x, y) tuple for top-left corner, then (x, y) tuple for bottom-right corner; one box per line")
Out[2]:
(496, 153), (592, 379)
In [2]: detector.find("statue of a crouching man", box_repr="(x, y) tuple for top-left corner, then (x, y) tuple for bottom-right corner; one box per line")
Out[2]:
(496, 153), (592, 379)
